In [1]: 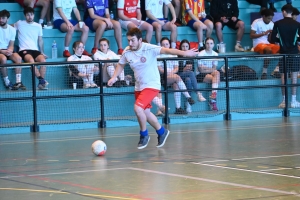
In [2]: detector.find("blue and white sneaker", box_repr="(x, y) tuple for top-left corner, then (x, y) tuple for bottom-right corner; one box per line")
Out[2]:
(38, 79), (49, 90)
(5, 82), (13, 90)
(137, 135), (150, 149)
(156, 129), (170, 148)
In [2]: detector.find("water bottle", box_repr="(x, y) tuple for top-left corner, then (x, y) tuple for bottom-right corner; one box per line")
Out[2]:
(110, 11), (114, 20)
(52, 40), (57, 59)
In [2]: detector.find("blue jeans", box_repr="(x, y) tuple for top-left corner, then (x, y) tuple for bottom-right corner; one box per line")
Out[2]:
(268, 0), (292, 3)
(179, 71), (198, 93)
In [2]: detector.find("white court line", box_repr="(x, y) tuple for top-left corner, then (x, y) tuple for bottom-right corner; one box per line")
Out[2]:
(129, 167), (300, 197)
(0, 168), (127, 179)
(231, 154), (300, 161)
(260, 168), (293, 172)
(196, 163), (300, 179)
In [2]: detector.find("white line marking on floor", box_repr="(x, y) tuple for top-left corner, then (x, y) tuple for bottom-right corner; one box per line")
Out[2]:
(260, 168), (293, 172)
(231, 154), (300, 161)
(129, 167), (300, 196)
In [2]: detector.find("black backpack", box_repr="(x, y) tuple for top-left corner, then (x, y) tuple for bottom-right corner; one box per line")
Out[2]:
(226, 65), (257, 81)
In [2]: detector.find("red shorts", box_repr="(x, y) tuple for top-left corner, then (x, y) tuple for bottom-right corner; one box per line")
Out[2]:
(15, 0), (39, 8)
(134, 88), (160, 110)
(254, 43), (280, 54)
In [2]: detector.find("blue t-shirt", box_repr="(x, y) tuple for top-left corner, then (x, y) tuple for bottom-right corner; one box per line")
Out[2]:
(85, 0), (108, 18)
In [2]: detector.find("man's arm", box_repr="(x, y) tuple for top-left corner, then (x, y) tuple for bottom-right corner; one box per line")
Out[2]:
(167, 2), (176, 23)
(160, 47), (198, 57)
(73, 7), (82, 21)
(38, 36), (45, 54)
(269, 23), (278, 44)
(107, 63), (125, 86)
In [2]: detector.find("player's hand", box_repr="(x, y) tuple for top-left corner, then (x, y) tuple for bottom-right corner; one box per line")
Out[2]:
(131, 19), (140, 26)
(42, 53), (48, 59)
(105, 18), (113, 29)
(66, 21), (73, 30)
(170, 18), (176, 24)
(265, 29), (272, 35)
(184, 48), (199, 57)
(107, 78), (116, 86)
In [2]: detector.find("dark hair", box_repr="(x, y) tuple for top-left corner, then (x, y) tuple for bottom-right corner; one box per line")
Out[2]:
(281, 4), (293, 14)
(179, 39), (190, 50)
(99, 38), (110, 46)
(260, 8), (274, 17)
(72, 41), (83, 53)
(160, 37), (171, 45)
(204, 37), (215, 44)
(23, 7), (34, 15)
(292, 7), (300, 16)
(126, 28), (142, 40)
(0, 9), (10, 18)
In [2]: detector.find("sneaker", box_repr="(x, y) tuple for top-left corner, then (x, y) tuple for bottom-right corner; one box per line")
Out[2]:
(38, 79), (48, 90)
(90, 82), (99, 88)
(117, 48), (124, 55)
(197, 93), (206, 102)
(278, 101), (285, 108)
(91, 48), (97, 54)
(291, 101), (300, 108)
(82, 50), (92, 56)
(63, 50), (71, 57)
(83, 83), (91, 88)
(137, 135), (150, 149)
(261, 73), (267, 80)
(5, 82), (13, 90)
(12, 82), (26, 90)
(174, 107), (188, 114)
(113, 80), (122, 87)
(185, 101), (192, 113)
(210, 92), (217, 100)
(187, 97), (195, 105)
(156, 129), (170, 148)
(209, 100), (218, 111)
(235, 43), (245, 52)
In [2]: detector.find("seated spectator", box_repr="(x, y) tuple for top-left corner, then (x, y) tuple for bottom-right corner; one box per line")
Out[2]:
(250, 9), (280, 79)
(93, 38), (127, 87)
(197, 37), (220, 111)
(53, 0), (90, 57)
(210, 0), (245, 52)
(179, 39), (206, 113)
(67, 41), (99, 88)
(269, 0), (292, 12)
(157, 37), (195, 114)
(0, 9), (24, 90)
(182, 0), (213, 51)
(117, 0), (153, 43)
(85, 0), (123, 55)
(145, 0), (177, 48)
(14, 7), (48, 90)
(15, 0), (52, 27)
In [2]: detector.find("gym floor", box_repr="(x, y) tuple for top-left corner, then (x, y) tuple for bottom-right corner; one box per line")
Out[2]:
(1, 117), (300, 200)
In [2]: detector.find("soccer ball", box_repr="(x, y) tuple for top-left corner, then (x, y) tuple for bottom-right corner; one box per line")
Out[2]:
(91, 140), (107, 156)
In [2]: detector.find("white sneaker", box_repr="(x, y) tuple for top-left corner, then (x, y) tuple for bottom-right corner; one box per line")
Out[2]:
(83, 83), (91, 88)
(235, 44), (245, 52)
(278, 101), (285, 108)
(185, 101), (192, 113)
(90, 82), (99, 88)
(197, 93), (206, 102)
(291, 101), (300, 108)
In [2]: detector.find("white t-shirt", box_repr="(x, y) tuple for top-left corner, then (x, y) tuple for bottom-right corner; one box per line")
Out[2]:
(67, 54), (94, 74)
(14, 20), (42, 51)
(0, 25), (16, 49)
(119, 43), (162, 91)
(197, 50), (218, 68)
(251, 18), (274, 48)
(93, 49), (120, 60)
(53, 0), (77, 21)
(145, 0), (171, 20)
(157, 54), (178, 75)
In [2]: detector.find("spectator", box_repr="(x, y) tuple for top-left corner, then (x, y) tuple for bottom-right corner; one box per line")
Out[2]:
(179, 39), (206, 113)
(145, 0), (177, 48)
(85, 0), (123, 55)
(197, 37), (220, 111)
(182, 0), (213, 51)
(67, 41), (99, 88)
(269, 4), (300, 108)
(157, 37), (195, 114)
(53, 0), (90, 57)
(93, 38), (127, 87)
(117, 0), (153, 43)
(15, 0), (52, 27)
(0, 9), (24, 90)
(269, 0), (292, 12)
(14, 7), (48, 90)
(210, 0), (245, 52)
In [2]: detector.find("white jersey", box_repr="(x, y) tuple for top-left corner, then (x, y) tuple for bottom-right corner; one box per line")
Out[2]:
(251, 18), (274, 48)
(157, 54), (178, 75)
(14, 20), (42, 51)
(197, 50), (218, 68)
(0, 25), (16, 49)
(67, 54), (94, 74)
(145, 0), (171, 20)
(93, 49), (120, 60)
(119, 43), (162, 91)
(53, 0), (77, 21)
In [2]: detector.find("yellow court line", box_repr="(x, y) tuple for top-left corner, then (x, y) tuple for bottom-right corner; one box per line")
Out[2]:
(77, 192), (141, 200)
(0, 188), (69, 194)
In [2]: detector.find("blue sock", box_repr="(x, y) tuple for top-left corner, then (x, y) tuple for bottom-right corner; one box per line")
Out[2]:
(156, 126), (165, 136)
(140, 129), (148, 137)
